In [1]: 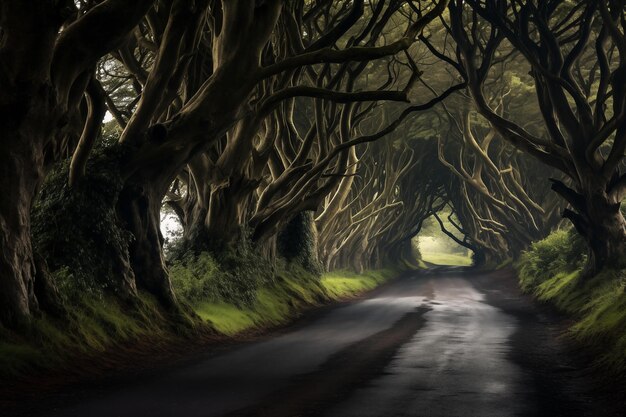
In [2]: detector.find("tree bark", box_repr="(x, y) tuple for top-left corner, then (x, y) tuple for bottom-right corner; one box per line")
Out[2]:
(0, 149), (41, 327)
(118, 179), (176, 308)
(205, 176), (257, 249)
(571, 187), (626, 275)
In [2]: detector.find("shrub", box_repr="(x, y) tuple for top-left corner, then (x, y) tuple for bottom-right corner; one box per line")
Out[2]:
(517, 228), (586, 290)
(168, 252), (221, 303)
(32, 144), (134, 300)
(169, 239), (275, 307)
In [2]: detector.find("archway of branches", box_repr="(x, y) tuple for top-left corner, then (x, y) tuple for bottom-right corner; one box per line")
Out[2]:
(2, 0), (625, 330)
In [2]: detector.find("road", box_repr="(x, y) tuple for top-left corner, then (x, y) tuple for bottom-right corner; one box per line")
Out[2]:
(11, 269), (622, 417)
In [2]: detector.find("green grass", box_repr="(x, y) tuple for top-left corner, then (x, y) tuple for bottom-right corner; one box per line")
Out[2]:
(0, 255), (401, 378)
(0, 294), (172, 379)
(195, 303), (258, 335)
(516, 229), (626, 374)
(0, 343), (46, 376)
(321, 269), (395, 298)
(421, 252), (473, 266)
(193, 267), (399, 336)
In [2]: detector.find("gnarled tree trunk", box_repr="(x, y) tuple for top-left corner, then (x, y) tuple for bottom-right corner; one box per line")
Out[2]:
(0, 147), (41, 327)
(118, 174), (177, 308)
(559, 178), (626, 275)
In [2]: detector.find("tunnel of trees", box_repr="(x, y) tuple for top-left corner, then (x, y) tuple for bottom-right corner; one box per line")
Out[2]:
(1, 0), (626, 371)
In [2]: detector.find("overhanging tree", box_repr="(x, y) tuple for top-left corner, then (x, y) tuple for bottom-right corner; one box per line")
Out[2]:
(0, 0), (157, 327)
(450, 0), (626, 274)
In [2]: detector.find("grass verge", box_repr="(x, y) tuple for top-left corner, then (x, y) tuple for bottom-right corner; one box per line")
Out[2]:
(193, 266), (400, 336)
(0, 293), (174, 379)
(0, 259), (401, 378)
(421, 251), (473, 266)
(516, 229), (626, 374)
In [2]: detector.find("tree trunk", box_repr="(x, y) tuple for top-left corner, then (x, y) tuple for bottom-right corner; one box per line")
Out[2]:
(118, 179), (176, 308)
(0, 144), (42, 327)
(277, 211), (322, 273)
(579, 195), (626, 275)
(179, 205), (211, 255)
(553, 177), (626, 275)
(205, 177), (255, 249)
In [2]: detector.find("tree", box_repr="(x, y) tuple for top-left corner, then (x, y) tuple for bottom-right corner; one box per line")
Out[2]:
(0, 0), (156, 327)
(449, 0), (626, 274)
(1, 0), (451, 326)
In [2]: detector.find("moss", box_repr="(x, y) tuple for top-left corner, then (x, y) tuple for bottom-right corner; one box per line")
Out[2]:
(0, 291), (168, 378)
(189, 265), (399, 337)
(516, 229), (626, 375)
(195, 303), (258, 335)
(32, 144), (135, 299)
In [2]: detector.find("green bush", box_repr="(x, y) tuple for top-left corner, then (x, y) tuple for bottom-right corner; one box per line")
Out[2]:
(168, 252), (221, 303)
(169, 243), (275, 307)
(517, 228), (586, 290)
(516, 227), (626, 374)
(32, 144), (134, 300)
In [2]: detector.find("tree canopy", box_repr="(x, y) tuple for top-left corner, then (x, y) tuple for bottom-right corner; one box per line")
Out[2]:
(1, 0), (625, 330)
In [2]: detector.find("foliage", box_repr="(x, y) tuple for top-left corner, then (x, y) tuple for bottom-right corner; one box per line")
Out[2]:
(517, 228), (586, 291)
(516, 229), (626, 374)
(169, 236), (276, 308)
(168, 253), (222, 303)
(169, 250), (272, 308)
(32, 144), (134, 300)
(277, 211), (323, 274)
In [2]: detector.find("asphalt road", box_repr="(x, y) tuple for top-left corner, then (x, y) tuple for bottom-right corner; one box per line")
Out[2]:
(11, 268), (623, 417)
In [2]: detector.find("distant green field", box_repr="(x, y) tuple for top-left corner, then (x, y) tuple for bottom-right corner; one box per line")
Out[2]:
(421, 252), (473, 266)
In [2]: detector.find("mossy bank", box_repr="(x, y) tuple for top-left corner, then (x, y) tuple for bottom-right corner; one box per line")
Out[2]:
(169, 251), (399, 335)
(0, 249), (401, 379)
(516, 228), (626, 375)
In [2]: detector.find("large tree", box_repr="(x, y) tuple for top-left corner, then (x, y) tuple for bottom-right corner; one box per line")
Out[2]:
(0, 0), (157, 327)
(450, 0), (626, 274)
(1, 0), (451, 327)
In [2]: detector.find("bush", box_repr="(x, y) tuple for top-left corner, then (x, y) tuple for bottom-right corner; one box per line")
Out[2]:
(169, 241), (275, 307)
(277, 211), (323, 274)
(168, 252), (221, 303)
(516, 230), (626, 375)
(32, 144), (134, 300)
(517, 228), (586, 290)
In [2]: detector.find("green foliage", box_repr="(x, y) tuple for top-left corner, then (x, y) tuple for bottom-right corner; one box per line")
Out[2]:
(516, 229), (626, 374)
(517, 228), (586, 291)
(169, 239), (275, 308)
(169, 253), (221, 303)
(52, 266), (101, 304)
(277, 211), (323, 274)
(186, 259), (398, 336)
(32, 144), (134, 299)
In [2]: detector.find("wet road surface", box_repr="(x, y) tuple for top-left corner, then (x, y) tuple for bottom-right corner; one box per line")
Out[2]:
(11, 269), (622, 416)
